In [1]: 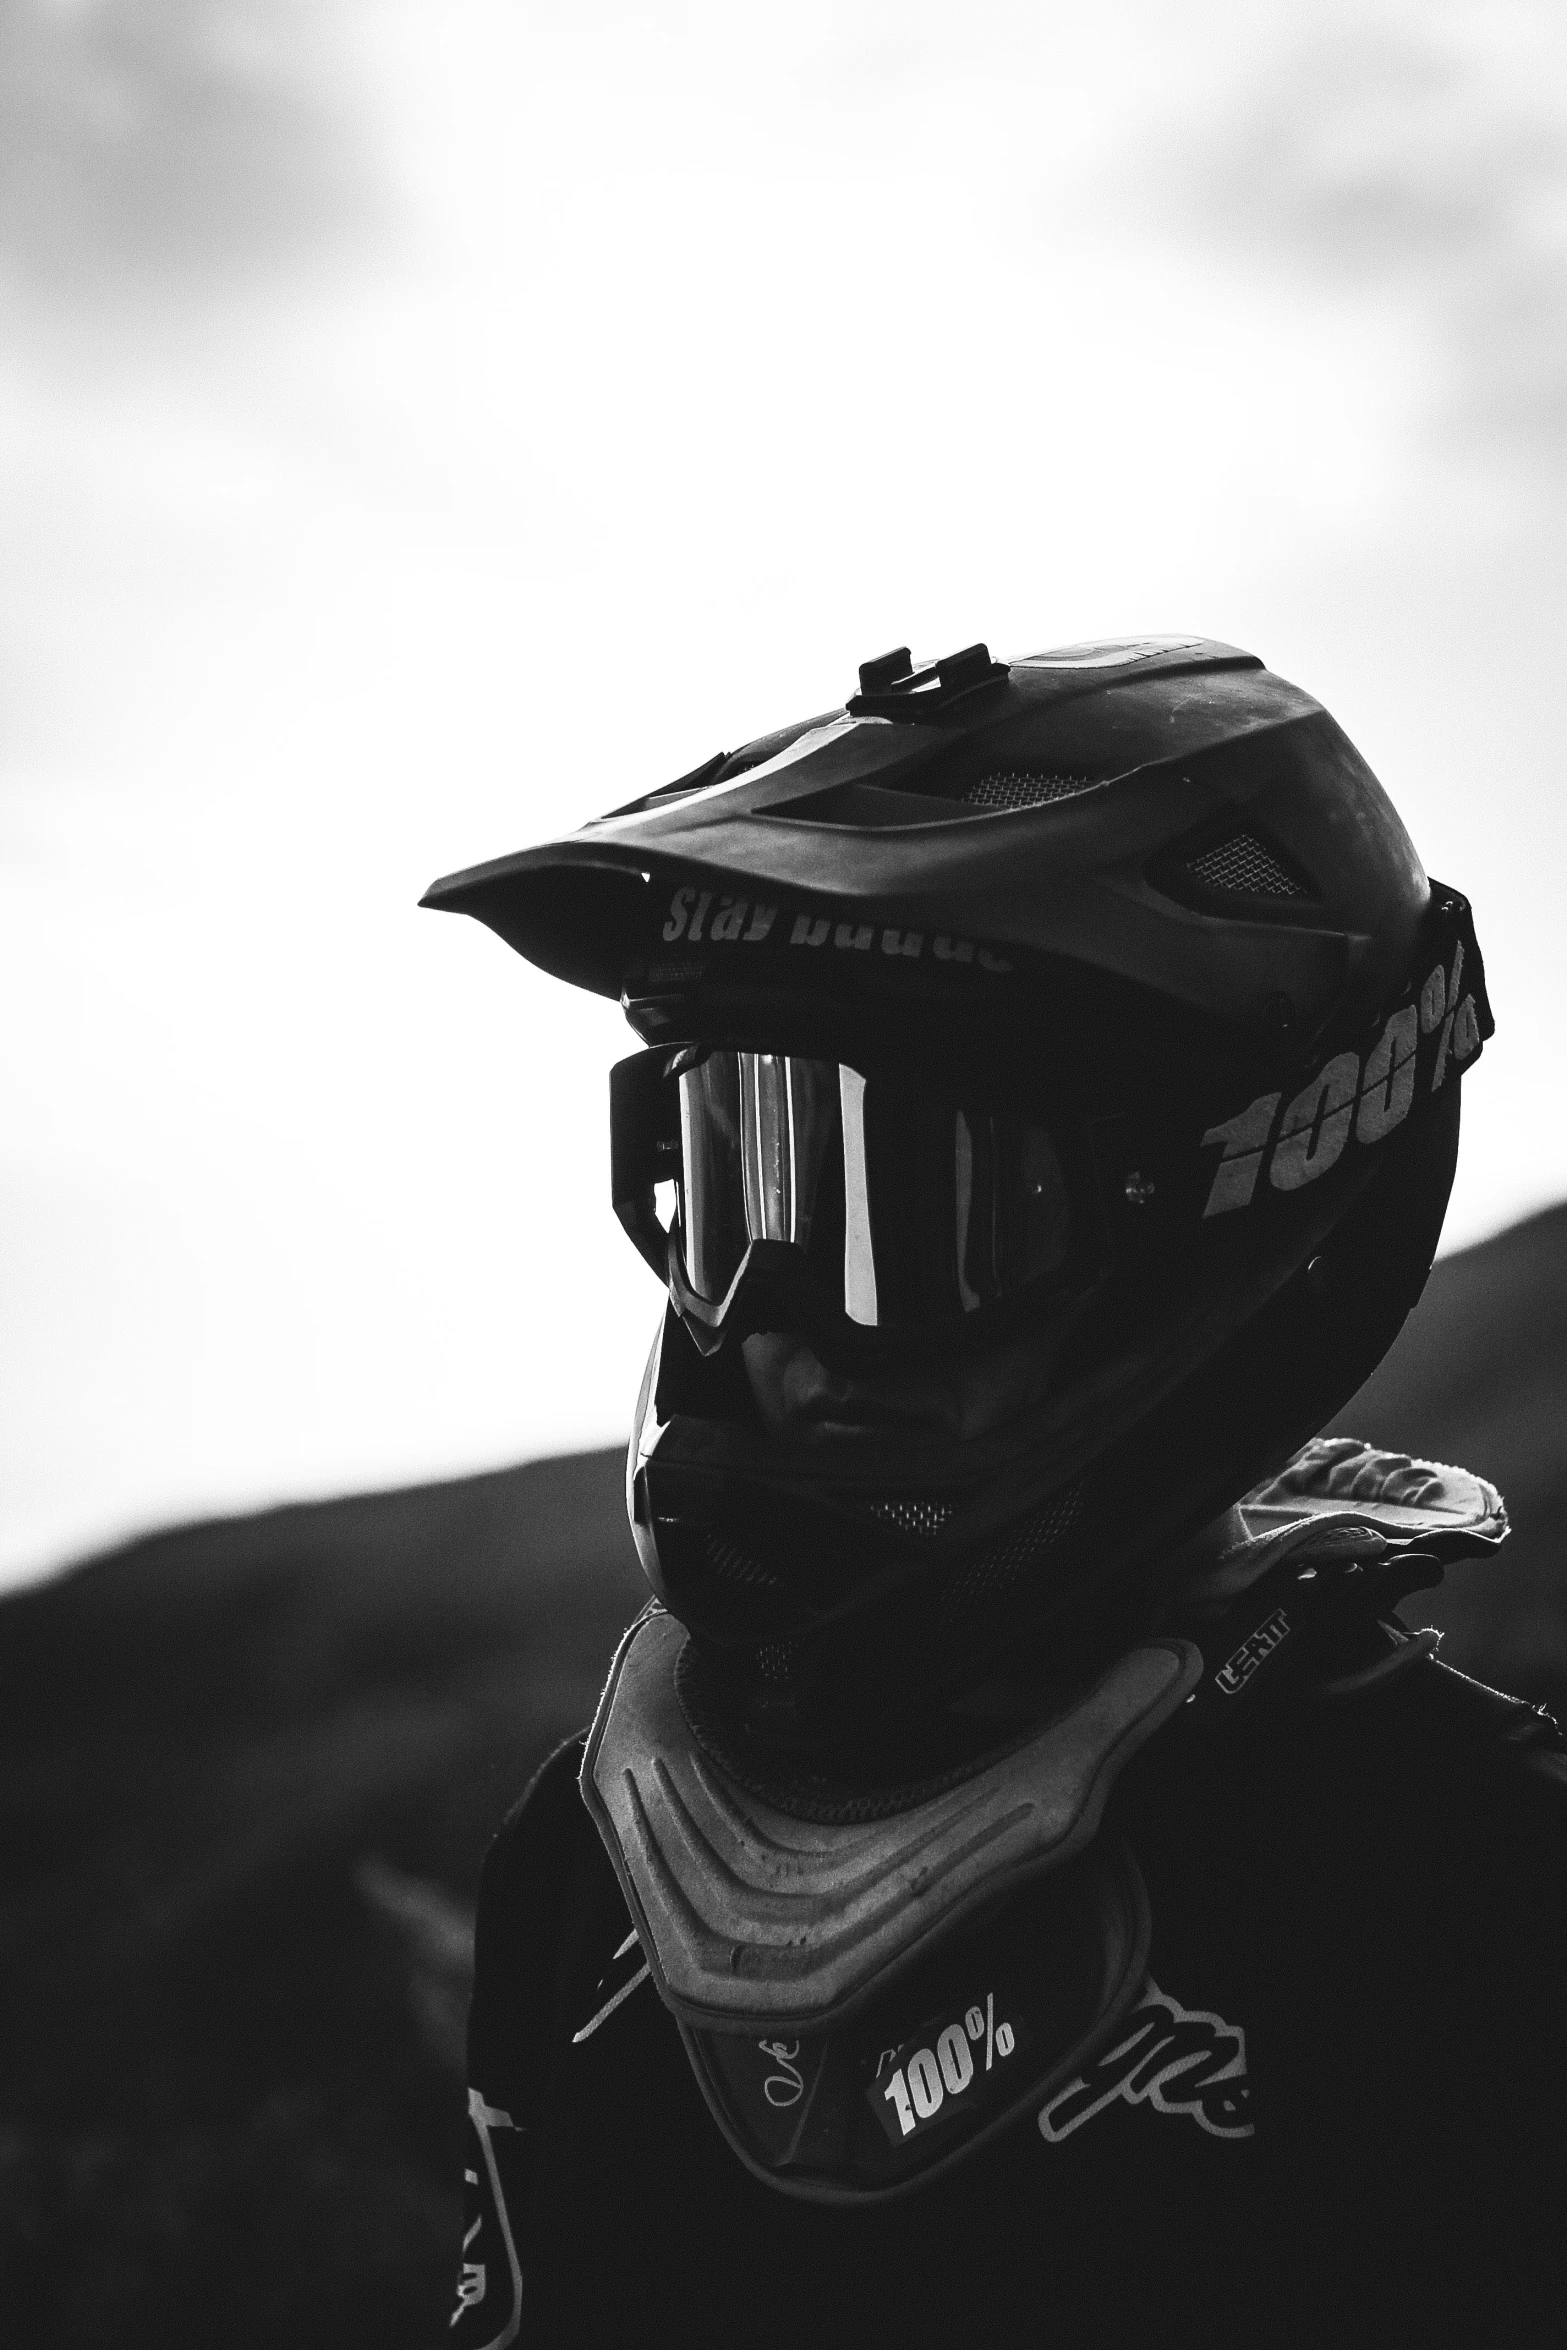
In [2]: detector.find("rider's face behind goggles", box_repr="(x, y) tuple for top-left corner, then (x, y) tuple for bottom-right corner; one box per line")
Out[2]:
(610, 1044), (1104, 1360)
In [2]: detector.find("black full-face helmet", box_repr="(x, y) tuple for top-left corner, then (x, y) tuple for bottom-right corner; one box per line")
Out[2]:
(424, 636), (1491, 1760)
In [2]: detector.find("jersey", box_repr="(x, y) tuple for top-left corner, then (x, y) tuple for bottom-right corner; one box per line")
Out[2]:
(449, 1655), (1567, 2348)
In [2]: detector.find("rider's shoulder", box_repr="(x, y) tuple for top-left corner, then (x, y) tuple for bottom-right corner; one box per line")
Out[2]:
(1288, 1650), (1567, 1879)
(475, 1731), (594, 1936)
(1390, 1654), (1567, 1798)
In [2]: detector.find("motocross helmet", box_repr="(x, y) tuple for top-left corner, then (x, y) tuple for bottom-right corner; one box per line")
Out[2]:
(423, 636), (1490, 1758)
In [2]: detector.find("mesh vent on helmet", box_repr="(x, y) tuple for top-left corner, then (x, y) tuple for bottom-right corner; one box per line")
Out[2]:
(755, 1636), (801, 1686)
(703, 1536), (780, 1589)
(962, 771), (1100, 812)
(1185, 831), (1312, 899)
(868, 1498), (957, 1540)
(934, 1482), (1088, 1630)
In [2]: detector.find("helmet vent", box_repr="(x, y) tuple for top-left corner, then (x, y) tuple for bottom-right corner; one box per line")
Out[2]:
(934, 1481), (1088, 1629)
(962, 771), (1100, 813)
(703, 1536), (780, 1590)
(869, 1498), (957, 1541)
(1185, 831), (1312, 899)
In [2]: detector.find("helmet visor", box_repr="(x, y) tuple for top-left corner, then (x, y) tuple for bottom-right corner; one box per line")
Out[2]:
(670, 1048), (1085, 1338)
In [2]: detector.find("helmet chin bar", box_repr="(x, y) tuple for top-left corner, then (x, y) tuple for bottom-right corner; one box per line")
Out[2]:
(625, 1087), (1462, 1755)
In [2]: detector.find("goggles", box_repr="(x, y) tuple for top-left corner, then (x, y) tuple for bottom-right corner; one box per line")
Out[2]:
(610, 1045), (1099, 1354)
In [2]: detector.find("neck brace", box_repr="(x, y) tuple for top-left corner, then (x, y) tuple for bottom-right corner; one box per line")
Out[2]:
(579, 1437), (1505, 2199)
(1174, 1436), (1506, 1608)
(582, 1609), (1197, 2035)
(580, 1606), (1189, 2201)
(1163, 1438), (1507, 1716)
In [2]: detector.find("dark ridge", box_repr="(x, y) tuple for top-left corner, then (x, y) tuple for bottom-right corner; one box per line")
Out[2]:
(1324, 1200), (1567, 1708)
(0, 1450), (645, 2349)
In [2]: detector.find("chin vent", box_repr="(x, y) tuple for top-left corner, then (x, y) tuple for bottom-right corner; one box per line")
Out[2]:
(1185, 831), (1313, 900)
(869, 1498), (957, 1540)
(755, 1636), (801, 1686)
(704, 1537), (780, 1590)
(962, 772), (1101, 813)
(934, 1481), (1088, 1629)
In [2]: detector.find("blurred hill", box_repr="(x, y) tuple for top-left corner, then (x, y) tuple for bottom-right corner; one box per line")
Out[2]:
(0, 1451), (645, 2347)
(1325, 1200), (1567, 1704)
(0, 1204), (1562, 2346)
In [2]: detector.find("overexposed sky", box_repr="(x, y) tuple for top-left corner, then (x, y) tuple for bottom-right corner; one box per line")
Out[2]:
(2, 0), (1564, 1585)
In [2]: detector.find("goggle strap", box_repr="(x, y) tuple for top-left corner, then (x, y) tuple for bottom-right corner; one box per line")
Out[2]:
(610, 1049), (676, 1276)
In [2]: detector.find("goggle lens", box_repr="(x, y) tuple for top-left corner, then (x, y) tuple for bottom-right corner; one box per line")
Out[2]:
(675, 1050), (1079, 1333)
